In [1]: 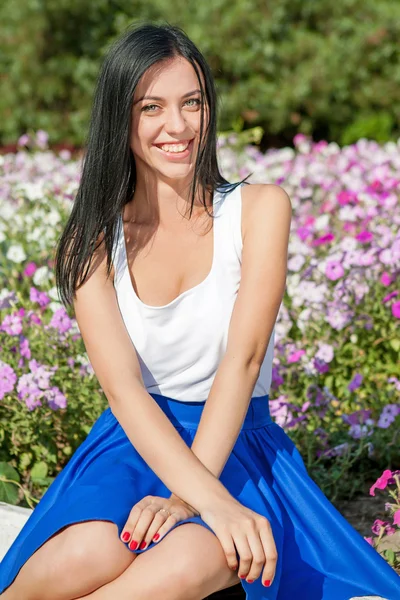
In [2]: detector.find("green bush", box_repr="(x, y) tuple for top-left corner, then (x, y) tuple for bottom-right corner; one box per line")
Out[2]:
(1, 0), (399, 147)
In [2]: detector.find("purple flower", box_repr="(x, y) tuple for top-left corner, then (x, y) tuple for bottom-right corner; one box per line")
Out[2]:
(313, 357), (330, 373)
(49, 308), (72, 334)
(30, 287), (51, 308)
(1, 313), (23, 336)
(19, 337), (31, 360)
(377, 413), (395, 429)
(0, 361), (18, 400)
(45, 386), (67, 410)
(342, 409), (371, 425)
(348, 373), (363, 392)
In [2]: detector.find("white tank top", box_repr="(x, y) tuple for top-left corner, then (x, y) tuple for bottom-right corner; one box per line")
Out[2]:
(112, 182), (275, 402)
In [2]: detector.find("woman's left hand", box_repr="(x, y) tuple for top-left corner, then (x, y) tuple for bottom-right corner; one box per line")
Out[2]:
(120, 494), (199, 550)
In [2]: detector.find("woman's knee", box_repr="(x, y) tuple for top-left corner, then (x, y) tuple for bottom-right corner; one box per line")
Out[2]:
(7, 520), (135, 600)
(54, 520), (135, 582)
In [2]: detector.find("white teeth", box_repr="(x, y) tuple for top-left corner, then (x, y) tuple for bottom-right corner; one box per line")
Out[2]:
(159, 142), (190, 153)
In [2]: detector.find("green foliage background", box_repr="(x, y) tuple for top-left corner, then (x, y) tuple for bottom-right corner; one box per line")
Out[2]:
(1, 0), (400, 148)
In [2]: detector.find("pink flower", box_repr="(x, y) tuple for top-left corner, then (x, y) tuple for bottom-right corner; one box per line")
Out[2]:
(337, 190), (357, 206)
(288, 349), (306, 363)
(370, 469), (392, 496)
(325, 261), (344, 281)
(381, 272), (392, 286)
(393, 510), (400, 527)
(356, 230), (373, 244)
(364, 536), (374, 546)
(382, 290), (399, 303)
(296, 226), (311, 241)
(392, 301), (400, 319)
(312, 233), (335, 247)
(24, 262), (37, 277)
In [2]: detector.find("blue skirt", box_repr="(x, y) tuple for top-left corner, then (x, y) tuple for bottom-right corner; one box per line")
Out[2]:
(1, 392), (399, 599)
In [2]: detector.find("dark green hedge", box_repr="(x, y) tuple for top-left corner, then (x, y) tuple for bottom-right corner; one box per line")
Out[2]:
(1, 0), (399, 147)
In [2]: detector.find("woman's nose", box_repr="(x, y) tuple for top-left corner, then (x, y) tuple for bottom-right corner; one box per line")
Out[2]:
(164, 107), (187, 135)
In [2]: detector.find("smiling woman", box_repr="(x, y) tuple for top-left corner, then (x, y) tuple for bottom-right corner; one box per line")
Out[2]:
(1, 20), (399, 600)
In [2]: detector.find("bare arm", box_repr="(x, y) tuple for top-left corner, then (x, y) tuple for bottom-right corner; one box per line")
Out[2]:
(189, 184), (292, 478)
(72, 234), (233, 513)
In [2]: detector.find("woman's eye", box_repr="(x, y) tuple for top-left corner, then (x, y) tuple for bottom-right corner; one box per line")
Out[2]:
(141, 98), (202, 112)
(185, 98), (202, 107)
(142, 104), (158, 112)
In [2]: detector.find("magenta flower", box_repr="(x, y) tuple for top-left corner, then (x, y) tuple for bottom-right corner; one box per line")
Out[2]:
(337, 190), (356, 206)
(381, 272), (392, 286)
(370, 470), (393, 496)
(382, 290), (399, 303)
(356, 230), (373, 243)
(393, 510), (400, 527)
(288, 349), (306, 363)
(392, 300), (400, 319)
(23, 262), (37, 277)
(312, 233), (335, 247)
(296, 226), (311, 241)
(371, 519), (389, 535)
(364, 537), (374, 546)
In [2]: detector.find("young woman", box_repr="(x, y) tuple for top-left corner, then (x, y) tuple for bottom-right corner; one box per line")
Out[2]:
(1, 21), (399, 600)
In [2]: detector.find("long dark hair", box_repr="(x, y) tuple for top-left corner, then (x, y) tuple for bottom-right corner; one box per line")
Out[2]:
(54, 21), (251, 309)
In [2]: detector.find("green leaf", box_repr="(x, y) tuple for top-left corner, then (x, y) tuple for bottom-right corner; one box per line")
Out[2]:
(0, 462), (20, 504)
(389, 339), (400, 352)
(30, 461), (48, 482)
(384, 548), (395, 564)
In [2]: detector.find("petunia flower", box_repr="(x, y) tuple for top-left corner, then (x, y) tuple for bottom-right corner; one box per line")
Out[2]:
(370, 470), (393, 496)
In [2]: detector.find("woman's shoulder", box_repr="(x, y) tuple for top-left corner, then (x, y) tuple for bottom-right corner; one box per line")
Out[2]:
(241, 183), (292, 241)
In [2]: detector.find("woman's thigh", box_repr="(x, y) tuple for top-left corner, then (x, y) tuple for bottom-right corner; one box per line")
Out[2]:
(96, 522), (241, 600)
(4, 520), (136, 600)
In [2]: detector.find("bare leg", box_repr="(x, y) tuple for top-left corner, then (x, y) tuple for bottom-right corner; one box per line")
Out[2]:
(1, 521), (136, 600)
(75, 523), (241, 600)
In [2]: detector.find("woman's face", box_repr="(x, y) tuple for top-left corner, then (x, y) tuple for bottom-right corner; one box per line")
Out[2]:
(130, 57), (209, 183)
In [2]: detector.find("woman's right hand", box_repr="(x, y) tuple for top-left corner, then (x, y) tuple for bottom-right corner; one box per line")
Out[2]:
(200, 495), (277, 587)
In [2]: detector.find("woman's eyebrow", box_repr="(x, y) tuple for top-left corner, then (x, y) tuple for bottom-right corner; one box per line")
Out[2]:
(134, 89), (201, 104)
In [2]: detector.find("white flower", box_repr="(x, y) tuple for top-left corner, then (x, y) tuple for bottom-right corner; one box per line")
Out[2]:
(33, 265), (51, 286)
(6, 244), (27, 263)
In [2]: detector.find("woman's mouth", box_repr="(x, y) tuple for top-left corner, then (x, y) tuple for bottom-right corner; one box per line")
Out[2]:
(153, 139), (194, 160)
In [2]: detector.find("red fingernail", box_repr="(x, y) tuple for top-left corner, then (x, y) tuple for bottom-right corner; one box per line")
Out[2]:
(247, 580), (254, 584)
(239, 575), (246, 579)
(122, 532), (130, 542)
(139, 540), (147, 549)
(153, 533), (160, 541)
(129, 540), (138, 550)
(264, 580), (271, 587)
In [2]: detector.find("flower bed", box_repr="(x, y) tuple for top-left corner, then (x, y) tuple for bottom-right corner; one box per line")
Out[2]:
(0, 132), (399, 572)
